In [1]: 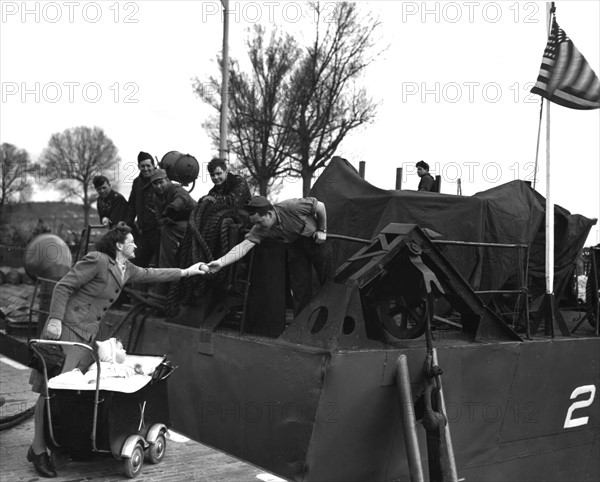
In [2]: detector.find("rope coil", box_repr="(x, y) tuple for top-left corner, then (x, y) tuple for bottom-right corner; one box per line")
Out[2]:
(165, 199), (242, 314)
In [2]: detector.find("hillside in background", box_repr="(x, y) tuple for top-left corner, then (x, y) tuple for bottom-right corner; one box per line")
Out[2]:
(1, 202), (99, 246)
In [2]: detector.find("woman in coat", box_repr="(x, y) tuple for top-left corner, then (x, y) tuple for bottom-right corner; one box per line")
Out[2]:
(27, 222), (206, 478)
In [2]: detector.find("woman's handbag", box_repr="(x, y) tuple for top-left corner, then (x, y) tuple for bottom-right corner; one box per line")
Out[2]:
(28, 344), (65, 378)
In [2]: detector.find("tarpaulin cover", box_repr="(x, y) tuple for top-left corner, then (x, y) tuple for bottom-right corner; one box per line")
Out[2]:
(310, 157), (596, 300)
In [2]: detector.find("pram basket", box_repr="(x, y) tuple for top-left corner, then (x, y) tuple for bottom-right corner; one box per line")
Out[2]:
(29, 339), (175, 478)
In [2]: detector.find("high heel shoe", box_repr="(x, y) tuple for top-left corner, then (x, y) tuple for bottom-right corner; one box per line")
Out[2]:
(27, 446), (57, 478)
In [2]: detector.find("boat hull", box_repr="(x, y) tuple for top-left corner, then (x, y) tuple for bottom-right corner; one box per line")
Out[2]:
(136, 316), (599, 481)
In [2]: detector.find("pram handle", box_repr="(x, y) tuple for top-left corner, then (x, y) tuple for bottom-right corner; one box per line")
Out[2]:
(29, 339), (102, 383)
(30, 339), (96, 351)
(29, 339), (103, 452)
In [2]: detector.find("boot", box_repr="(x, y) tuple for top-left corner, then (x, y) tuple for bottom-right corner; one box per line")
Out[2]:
(27, 446), (57, 478)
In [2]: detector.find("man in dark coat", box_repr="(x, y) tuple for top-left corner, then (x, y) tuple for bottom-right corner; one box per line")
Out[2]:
(93, 175), (127, 227)
(151, 168), (197, 270)
(202, 157), (251, 211)
(416, 160), (436, 192)
(124, 151), (160, 267)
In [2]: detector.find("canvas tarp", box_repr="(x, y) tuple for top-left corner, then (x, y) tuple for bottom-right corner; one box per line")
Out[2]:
(310, 157), (596, 300)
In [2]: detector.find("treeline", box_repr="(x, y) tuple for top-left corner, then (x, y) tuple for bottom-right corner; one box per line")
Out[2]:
(0, 202), (97, 246)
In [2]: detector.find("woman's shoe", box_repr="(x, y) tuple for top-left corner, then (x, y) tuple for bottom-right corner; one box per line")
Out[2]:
(27, 446), (57, 478)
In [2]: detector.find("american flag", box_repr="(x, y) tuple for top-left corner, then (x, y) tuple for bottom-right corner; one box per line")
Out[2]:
(531, 17), (600, 110)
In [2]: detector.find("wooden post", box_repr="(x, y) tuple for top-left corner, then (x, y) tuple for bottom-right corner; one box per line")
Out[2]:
(396, 168), (403, 190)
(359, 161), (365, 179)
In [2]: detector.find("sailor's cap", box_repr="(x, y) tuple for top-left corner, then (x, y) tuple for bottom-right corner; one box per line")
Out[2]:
(244, 196), (273, 214)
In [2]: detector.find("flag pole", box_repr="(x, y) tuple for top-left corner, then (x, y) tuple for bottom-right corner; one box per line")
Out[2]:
(545, 4), (553, 297)
(529, 2), (599, 335)
(219, 0), (230, 160)
(531, 1), (570, 337)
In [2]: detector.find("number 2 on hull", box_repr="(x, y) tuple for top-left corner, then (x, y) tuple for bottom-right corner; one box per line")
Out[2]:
(564, 385), (596, 429)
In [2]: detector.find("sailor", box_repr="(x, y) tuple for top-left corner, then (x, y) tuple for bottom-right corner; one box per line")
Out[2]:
(93, 175), (128, 227)
(416, 160), (436, 192)
(150, 168), (197, 270)
(204, 196), (333, 315)
(201, 157), (251, 212)
(124, 151), (160, 268)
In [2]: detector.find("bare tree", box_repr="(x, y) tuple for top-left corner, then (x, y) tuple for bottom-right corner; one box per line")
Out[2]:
(288, 2), (383, 195)
(38, 126), (120, 226)
(0, 143), (33, 218)
(195, 2), (383, 197)
(195, 25), (301, 196)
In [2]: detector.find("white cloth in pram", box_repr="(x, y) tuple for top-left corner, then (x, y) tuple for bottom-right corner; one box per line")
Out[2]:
(48, 355), (165, 393)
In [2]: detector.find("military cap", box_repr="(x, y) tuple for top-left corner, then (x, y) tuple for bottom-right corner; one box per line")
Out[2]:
(245, 196), (273, 213)
(138, 151), (154, 163)
(150, 168), (168, 183)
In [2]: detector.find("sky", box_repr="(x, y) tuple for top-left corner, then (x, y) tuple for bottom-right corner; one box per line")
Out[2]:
(1, 1), (599, 245)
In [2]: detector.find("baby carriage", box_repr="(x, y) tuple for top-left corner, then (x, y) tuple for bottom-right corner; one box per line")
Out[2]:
(30, 339), (175, 478)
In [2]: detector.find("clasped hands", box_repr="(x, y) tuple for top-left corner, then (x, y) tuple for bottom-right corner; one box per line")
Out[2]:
(197, 259), (223, 275)
(182, 262), (211, 278)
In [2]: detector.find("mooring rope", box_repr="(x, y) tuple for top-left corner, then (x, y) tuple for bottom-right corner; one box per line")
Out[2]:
(164, 199), (241, 314)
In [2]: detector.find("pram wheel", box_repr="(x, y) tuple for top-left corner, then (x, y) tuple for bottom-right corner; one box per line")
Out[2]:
(146, 432), (167, 464)
(124, 442), (144, 478)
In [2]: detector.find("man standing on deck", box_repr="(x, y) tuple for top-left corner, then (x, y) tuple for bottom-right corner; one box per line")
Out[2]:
(93, 175), (128, 227)
(201, 157), (251, 212)
(416, 160), (436, 192)
(204, 196), (333, 316)
(124, 151), (160, 267)
(151, 168), (197, 270)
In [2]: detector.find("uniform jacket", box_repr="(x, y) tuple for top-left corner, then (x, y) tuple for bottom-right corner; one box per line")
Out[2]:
(418, 173), (436, 192)
(246, 197), (319, 245)
(154, 182), (197, 224)
(125, 174), (159, 233)
(97, 190), (128, 226)
(207, 172), (251, 211)
(48, 251), (181, 343)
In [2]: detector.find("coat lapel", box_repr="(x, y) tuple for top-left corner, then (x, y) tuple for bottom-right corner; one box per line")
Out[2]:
(108, 257), (124, 288)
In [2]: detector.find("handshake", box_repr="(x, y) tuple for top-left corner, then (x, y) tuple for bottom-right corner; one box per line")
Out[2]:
(197, 260), (221, 275)
(180, 262), (211, 278)
(179, 262), (217, 277)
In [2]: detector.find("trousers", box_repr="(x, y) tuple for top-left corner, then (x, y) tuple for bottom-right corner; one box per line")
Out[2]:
(287, 237), (334, 316)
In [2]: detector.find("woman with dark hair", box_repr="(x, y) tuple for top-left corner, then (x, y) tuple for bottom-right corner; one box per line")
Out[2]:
(27, 222), (206, 478)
